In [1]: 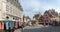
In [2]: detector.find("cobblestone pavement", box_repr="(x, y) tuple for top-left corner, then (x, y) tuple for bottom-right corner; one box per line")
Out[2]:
(22, 26), (60, 32)
(23, 25), (44, 29)
(14, 28), (22, 32)
(14, 25), (44, 32)
(14, 26), (60, 32)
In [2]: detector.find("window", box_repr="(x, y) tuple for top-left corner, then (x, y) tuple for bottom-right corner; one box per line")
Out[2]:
(46, 17), (48, 18)
(13, 18), (15, 20)
(6, 16), (9, 19)
(45, 14), (47, 16)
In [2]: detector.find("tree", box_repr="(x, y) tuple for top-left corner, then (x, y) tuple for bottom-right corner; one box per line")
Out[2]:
(23, 15), (31, 22)
(33, 13), (41, 20)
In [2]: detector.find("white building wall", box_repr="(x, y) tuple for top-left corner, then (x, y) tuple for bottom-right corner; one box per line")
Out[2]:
(1, 0), (6, 19)
(0, 0), (2, 19)
(0, 0), (23, 21)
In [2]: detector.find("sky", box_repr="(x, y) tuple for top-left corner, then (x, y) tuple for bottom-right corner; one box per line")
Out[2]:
(19, 0), (60, 19)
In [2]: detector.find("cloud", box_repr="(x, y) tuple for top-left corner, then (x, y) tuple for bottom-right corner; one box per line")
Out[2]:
(39, 0), (60, 13)
(30, 0), (40, 8)
(19, 0), (60, 19)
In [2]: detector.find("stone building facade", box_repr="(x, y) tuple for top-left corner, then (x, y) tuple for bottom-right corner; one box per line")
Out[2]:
(39, 9), (59, 25)
(39, 11), (51, 25)
(0, 0), (23, 21)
